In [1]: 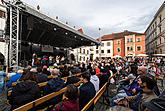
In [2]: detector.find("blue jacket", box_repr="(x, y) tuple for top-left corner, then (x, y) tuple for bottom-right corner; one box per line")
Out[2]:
(6, 73), (22, 88)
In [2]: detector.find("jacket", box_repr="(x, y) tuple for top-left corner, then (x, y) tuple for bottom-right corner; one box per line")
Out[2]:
(79, 82), (96, 111)
(36, 73), (48, 83)
(10, 80), (40, 109)
(6, 73), (22, 88)
(90, 75), (100, 92)
(54, 99), (80, 111)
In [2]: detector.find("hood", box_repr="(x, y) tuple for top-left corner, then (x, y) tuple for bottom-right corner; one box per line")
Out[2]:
(62, 100), (79, 111)
(91, 75), (99, 81)
(14, 81), (36, 92)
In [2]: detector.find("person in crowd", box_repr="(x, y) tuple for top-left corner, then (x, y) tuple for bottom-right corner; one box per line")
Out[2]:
(42, 65), (51, 76)
(60, 65), (69, 77)
(138, 66), (160, 96)
(87, 63), (92, 71)
(36, 67), (48, 83)
(44, 69), (65, 105)
(81, 63), (87, 72)
(124, 75), (157, 111)
(6, 69), (23, 88)
(53, 84), (79, 111)
(19, 69), (30, 81)
(90, 69), (100, 92)
(95, 65), (101, 77)
(0, 71), (11, 111)
(129, 61), (138, 77)
(10, 71), (40, 109)
(79, 72), (96, 111)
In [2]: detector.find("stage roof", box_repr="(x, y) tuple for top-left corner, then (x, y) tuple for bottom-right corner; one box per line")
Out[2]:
(6, 2), (99, 48)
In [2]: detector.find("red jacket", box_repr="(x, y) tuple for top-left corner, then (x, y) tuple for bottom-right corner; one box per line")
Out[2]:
(54, 99), (80, 111)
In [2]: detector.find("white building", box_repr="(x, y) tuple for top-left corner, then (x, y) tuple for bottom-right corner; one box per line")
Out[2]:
(70, 39), (113, 63)
(93, 40), (113, 59)
(145, 1), (165, 54)
(70, 46), (91, 63)
(0, 1), (7, 65)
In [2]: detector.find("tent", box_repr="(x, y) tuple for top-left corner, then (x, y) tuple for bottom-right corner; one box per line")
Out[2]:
(136, 54), (148, 57)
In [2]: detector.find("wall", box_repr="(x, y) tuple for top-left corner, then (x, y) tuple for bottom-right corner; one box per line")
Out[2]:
(113, 38), (125, 57)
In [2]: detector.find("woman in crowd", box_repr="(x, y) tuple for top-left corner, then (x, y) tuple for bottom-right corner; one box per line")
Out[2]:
(10, 71), (40, 109)
(53, 84), (79, 111)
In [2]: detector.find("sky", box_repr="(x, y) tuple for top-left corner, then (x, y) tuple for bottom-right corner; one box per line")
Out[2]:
(22, 0), (164, 38)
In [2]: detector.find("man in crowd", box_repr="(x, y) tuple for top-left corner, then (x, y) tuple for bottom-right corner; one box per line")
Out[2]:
(79, 72), (96, 111)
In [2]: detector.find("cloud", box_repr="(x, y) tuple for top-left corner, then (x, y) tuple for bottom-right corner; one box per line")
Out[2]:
(22, 0), (164, 38)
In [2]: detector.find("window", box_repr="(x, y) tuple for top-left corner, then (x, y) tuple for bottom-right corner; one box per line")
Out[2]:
(160, 49), (162, 54)
(101, 50), (104, 53)
(96, 50), (99, 54)
(117, 48), (120, 52)
(107, 50), (110, 53)
(107, 42), (111, 46)
(83, 57), (85, 61)
(127, 38), (133, 43)
(80, 48), (81, 53)
(0, 10), (6, 18)
(159, 15), (162, 23)
(83, 49), (85, 54)
(87, 50), (89, 54)
(137, 38), (141, 42)
(127, 46), (133, 51)
(117, 40), (120, 45)
(127, 47), (130, 51)
(0, 30), (3, 37)
(102, 43), (104, 47)
(159, 25), (162, 33)
(130, 38), (133, 42)
(137, 46), (141, 51)
(155, 21), (157, 27)
(79, 56), (81, 61)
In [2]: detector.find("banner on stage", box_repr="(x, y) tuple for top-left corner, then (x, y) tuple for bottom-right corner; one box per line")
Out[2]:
(41, 45), (53, 52)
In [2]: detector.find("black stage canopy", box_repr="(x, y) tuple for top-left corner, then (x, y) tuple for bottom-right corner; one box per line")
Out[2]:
(6, 2), (99, 48)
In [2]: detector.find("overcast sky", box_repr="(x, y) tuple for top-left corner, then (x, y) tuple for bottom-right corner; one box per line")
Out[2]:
(22, 0), (164, 38)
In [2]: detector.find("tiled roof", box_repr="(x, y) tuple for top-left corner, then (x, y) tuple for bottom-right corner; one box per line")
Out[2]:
(97, 30), (144, 41)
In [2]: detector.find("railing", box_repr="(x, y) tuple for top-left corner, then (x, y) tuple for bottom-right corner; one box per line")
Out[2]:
(8, 73), (82, 96)
(11, 73), (82, 87)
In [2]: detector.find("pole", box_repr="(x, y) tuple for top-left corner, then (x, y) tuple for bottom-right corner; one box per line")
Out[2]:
(99, 28), (101, 60)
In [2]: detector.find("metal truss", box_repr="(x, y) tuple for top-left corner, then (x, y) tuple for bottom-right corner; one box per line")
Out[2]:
(9, 5), (19, 67)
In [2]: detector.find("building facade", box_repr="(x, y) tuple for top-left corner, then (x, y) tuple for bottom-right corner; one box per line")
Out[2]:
(71, 46), (91, 63)
(125, 34), (145, 56)
(145, 1), (165, 54)
(0, 2), (7, 64)
(70, 31), (145, 63)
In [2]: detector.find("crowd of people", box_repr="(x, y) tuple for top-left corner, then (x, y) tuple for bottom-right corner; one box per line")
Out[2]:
(0, 55), (165, 111)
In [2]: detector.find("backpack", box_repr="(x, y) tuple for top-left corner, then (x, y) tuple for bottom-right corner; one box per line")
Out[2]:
(47, 77), (65, 92)
(144, 98), (165, 111)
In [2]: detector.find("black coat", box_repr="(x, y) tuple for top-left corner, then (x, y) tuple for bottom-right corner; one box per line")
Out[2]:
(79, 82), (96, 111)
(36, 73), (48, 83)
(10, 80), (40, 109)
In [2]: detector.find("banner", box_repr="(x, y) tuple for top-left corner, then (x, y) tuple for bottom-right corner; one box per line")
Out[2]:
(41, 45), (53, 52)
